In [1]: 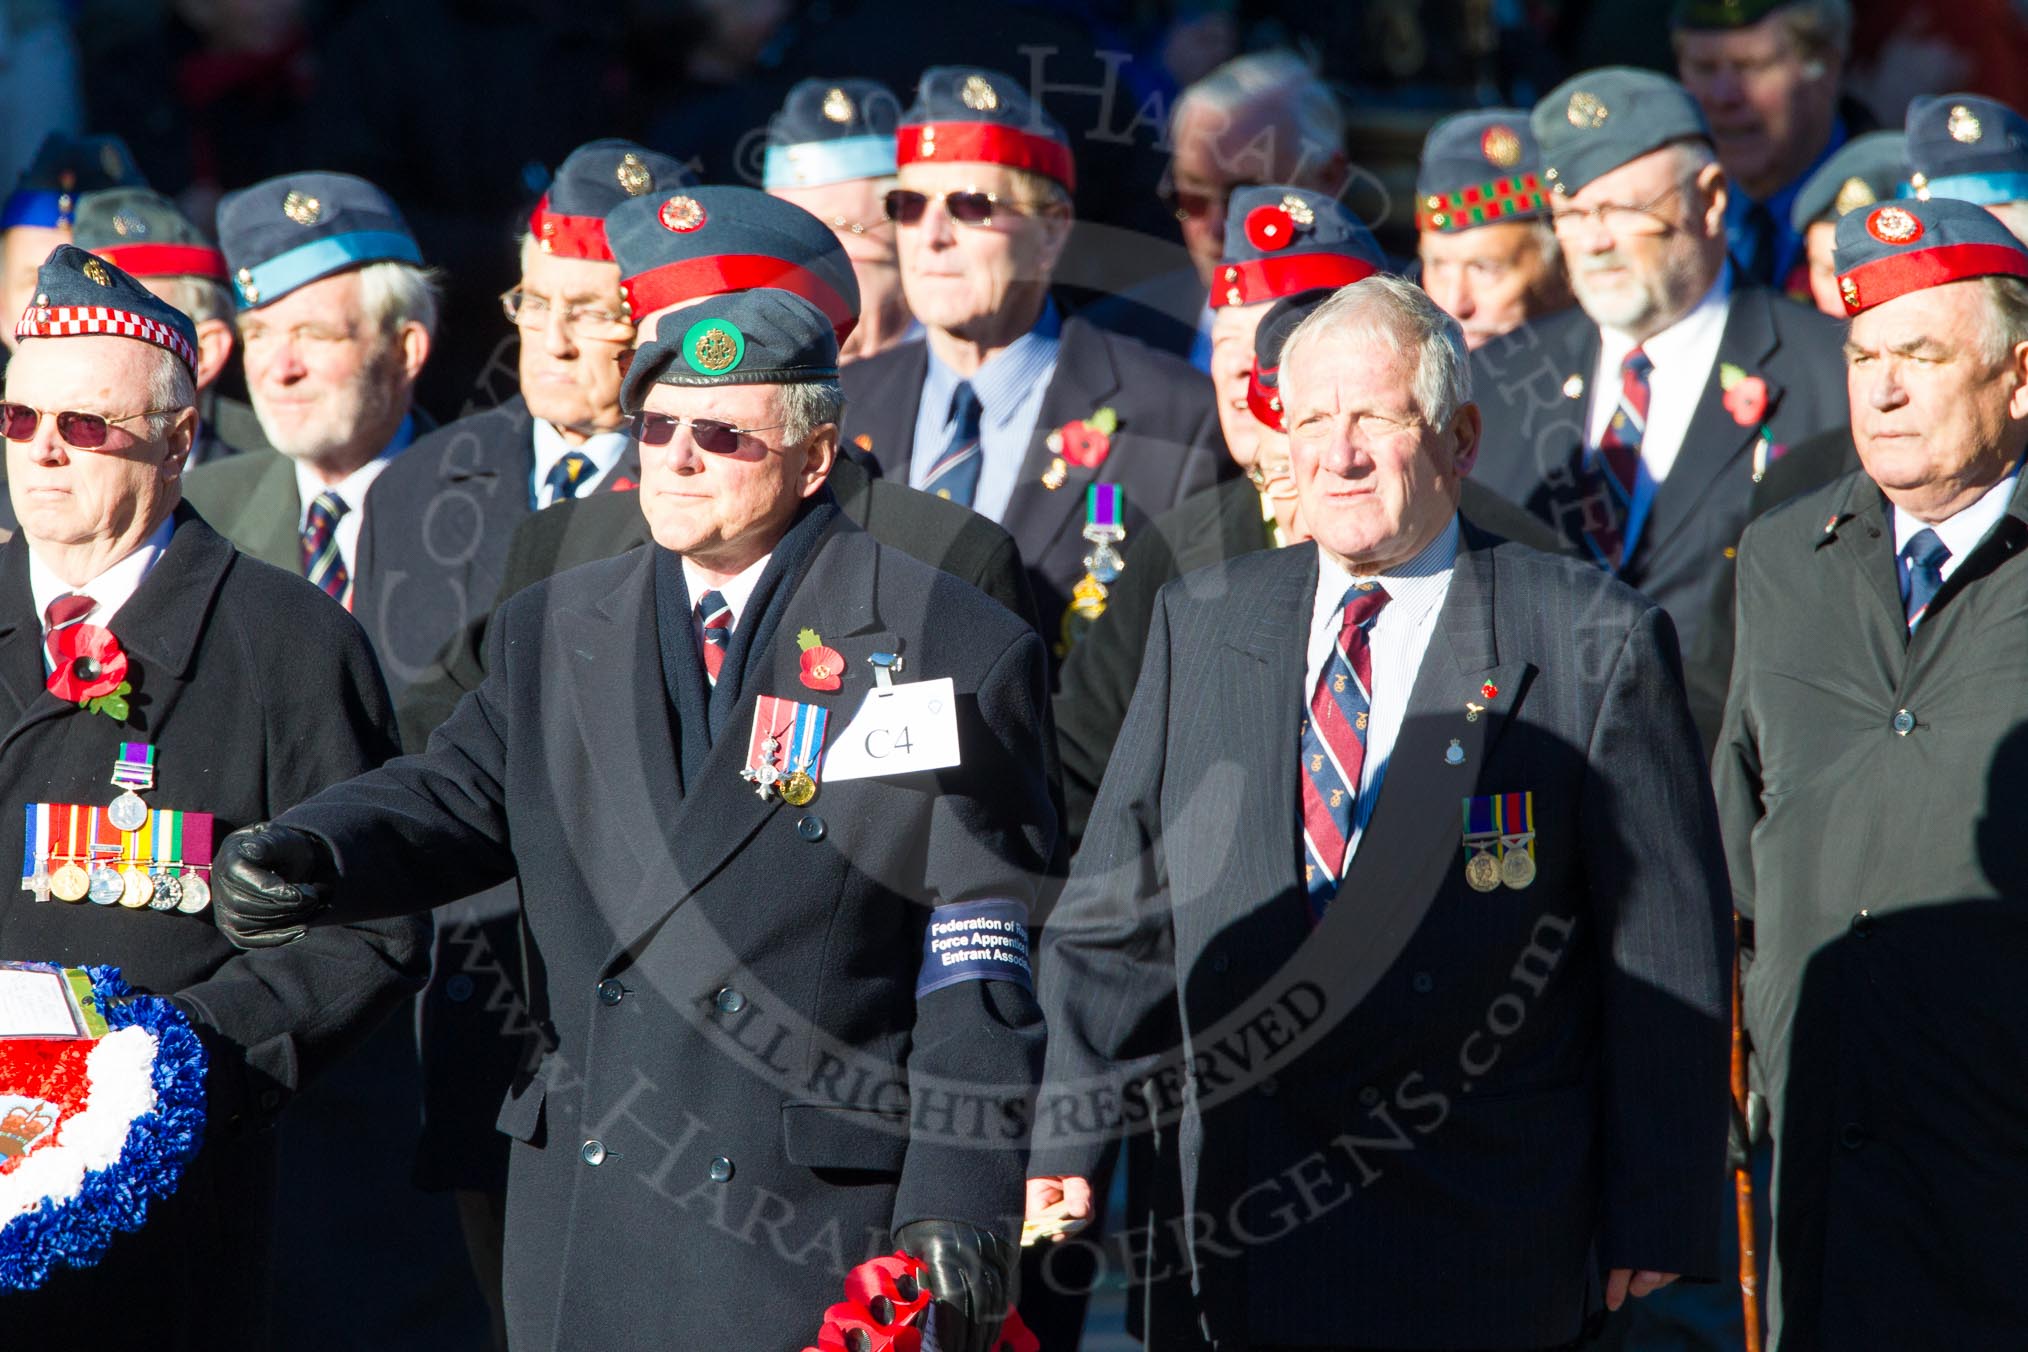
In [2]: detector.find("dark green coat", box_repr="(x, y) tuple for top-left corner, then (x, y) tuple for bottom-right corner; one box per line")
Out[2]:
(1715, 468), (2028, 1350)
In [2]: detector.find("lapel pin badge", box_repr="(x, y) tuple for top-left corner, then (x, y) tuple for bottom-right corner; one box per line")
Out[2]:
(1446, 739), (1466, 766)
(1465, 701), (1485, 723)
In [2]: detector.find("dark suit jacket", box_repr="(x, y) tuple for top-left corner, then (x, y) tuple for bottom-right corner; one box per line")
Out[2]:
(841, 316), (1230, 645)
(1053, 477), (1575, 845)
(274, 518), (1055, 1350)
(1469, 286), (1847, 737)
(350, 396), (640, 694)
(1034, 529), (1732, 1349)
(1715, 470), (2028, 1350)
(1076, 266), (1209, 362)
(0, 509), (430, 1346)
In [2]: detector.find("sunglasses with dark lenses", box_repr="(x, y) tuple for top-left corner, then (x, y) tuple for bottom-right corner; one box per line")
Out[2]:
(0, 401), (182, 451)
(883, 189), (1022, 228)
(633, 412), (784, 455)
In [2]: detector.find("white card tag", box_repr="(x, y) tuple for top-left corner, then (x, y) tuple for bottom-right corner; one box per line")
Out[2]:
(822, 677), (961, 781)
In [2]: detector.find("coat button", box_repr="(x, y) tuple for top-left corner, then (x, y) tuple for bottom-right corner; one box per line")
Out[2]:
(1839, 1124), (1867, 1151)
(597, 979), (625, 1005)
(1891, 709), (1916, 736)
(1258, 1077), (1279, 1098)
(1211, 954), (1230, 975)
(1851, 909), (1874, 937)
(444, 974), (474, 1003)
(797, 815), (826, 842)
(581, 1140), (607, 1167)
(709, 1156), (734, 1182)
(1411, 972), (1434, 994)
(1358, 1085), (1381, 1107)
(715, 987), (745, 1014)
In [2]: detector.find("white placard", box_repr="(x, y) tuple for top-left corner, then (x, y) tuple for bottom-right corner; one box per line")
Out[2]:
(821, 678), (963, 782)
(0, 964), (83, 1038)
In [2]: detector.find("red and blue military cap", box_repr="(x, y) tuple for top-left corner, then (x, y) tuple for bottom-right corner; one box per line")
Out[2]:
(2, 133), (146, 232)
(619, 288), (839, 414)
(15, 243), (200, 374)
(765, 79), (901, 190)
(73, 188), (228, 283)
(1833, 196), (2028, 317)
(897, 66), (1075, 194)
(216, 171), (423, 310)
(1531, 67), (1710, 198)
(605, 185), (861, 342)
(1904, 94), (2028, 208)
(1416, 110), (1551, 234)
(529, 139), (694, 263)
(1213, 185), (1385, 309)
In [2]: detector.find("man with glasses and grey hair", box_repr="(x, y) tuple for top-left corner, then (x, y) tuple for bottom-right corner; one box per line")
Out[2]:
(1470, 67), (1846, 743)
(1029, 273), (1732, 1350)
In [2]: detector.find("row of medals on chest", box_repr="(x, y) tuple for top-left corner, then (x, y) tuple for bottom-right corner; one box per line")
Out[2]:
(32, 752), (211, 913)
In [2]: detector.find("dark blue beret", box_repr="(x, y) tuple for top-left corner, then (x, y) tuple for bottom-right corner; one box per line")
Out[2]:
(1833, 196), (2028, 316)
(1416, 110), (1551, 232)
(765, 79), (901, 189)
(898, 66), (1075, 192)
(619, 288), (839, 412)
(74, 188), (227, 282)
(216, 171), (422, 310)
(1214, 185), (1384, 308)
(530, 139), (694, 263)
(607, 185), (859, 341)
(15, 243), (199, 373)
(1531, 67), (1710, 197)
(3, 133), (146, 231)
(1790, 131), (1906, 233)
(1905, 94), (2028, 207)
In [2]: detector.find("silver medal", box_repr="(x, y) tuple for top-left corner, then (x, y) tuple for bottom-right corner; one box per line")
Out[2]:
(148, 868), (183, 912)
(107, 790), (148, 832)
(87, 863), (125, 905)
(176, 871), (212, 915)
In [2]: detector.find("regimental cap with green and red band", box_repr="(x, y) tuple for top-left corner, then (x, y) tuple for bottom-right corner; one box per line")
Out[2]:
(529, 139), (695, 263)
(1, 132), (147, 233)
(216, 171), (423, 310)
(606, 185), (861, 344)
(618, 288), (839, 414)
(1416, 110), (1551, 234)
(15, 243), (200, 375)
(1531, 66), (1711, 198)
(1214, 186), (1385, 309)
(1246, 288), (1335, 432)
(1832, 196), (2028, 317)
(73, 188), (227, 283)
(896, 65), (1076, 194)
(1903, 94), (2028, 208)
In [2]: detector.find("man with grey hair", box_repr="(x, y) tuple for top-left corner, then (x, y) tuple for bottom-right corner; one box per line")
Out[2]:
(183, 171), (436, 611)
(1471, 67), (1846, 743)
(1029, 272), (1732, 1349)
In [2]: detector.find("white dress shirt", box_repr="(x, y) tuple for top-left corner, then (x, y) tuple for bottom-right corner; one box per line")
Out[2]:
(1305, 515), (1459, 868)
(682, 552), (773, 648)
(1891, 466), (2022, 584)
(29, 517), (175, 671)
(1587, 267), (1733, 485)
(292, 413), (416, 586)
(530, 419), (632, 508)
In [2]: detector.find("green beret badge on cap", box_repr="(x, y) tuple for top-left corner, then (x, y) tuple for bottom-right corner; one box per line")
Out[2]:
(685, 318), (746, 375)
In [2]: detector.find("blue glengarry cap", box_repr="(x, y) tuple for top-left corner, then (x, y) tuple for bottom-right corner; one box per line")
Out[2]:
(765, 79), (901, 190)
(1790, 131), (1907, 233)
(619, 288), (840, 412)
(1215, 185), (1384, 309)
(1531, 67), (1710, 198)
(3, 133), (147, 232)
(217, 171), (422, 310)
(16, 243), (200, 374)
(1416, 110), (1551, 233)
(898, 66), (1075, 193)
(1905, 94), (2028, 207)
(531, 139), (694, 263)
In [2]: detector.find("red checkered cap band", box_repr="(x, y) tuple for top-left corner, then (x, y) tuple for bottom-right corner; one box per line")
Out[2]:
(528, 196), (615, 263)
(92, 244), (230, 281)
(1838, 241), (2028, 316)
(897, 123), (1076, 193)
(15, 304), (199, 373)
(1212, 252), (1381, 308)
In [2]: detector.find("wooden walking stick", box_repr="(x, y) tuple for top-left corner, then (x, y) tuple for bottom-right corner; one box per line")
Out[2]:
(1732, 914), (1763, 1352)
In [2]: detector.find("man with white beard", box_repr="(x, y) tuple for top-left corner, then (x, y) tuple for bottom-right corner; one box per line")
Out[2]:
(1469, 66), (1846, 744)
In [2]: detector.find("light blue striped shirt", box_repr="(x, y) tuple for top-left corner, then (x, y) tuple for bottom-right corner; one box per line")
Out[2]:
(909, 301), (1062, 522)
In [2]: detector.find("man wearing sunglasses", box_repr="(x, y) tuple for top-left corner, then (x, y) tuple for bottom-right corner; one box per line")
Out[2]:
(1469, 67), (1846, 747)
(211, 287), (1055, 1352)
(0, 245), (429, 1343)
(844, 65), (1228, 655)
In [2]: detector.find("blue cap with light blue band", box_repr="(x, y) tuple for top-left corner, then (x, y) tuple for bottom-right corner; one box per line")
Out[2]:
(1904, 94), (2028, 208)
(763, 136), (898, 190)
(762, 78), (900, 190)
(2, 133), (146, 232)
(216, 171), (423, 310)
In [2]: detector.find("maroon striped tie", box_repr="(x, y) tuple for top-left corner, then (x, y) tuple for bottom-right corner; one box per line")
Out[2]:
(42, 592), (95, 670)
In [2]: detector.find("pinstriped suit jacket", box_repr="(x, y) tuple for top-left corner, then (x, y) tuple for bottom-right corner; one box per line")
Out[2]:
(1033, 523), (1733, 1349)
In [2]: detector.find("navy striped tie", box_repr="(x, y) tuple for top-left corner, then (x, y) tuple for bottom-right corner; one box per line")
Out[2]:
(1900, 528), (1949, 631)
(696, 590), (732, 684)
(301, 490), (351, 604)
(923, 381), (984, 506)
(543, 449), (597, 504)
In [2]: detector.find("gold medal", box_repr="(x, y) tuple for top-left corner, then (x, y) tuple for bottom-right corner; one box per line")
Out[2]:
(1501, 848), (1536, 890)
(1465, 851), (1501, 892)
(118, 866), (153, 909)
(50, 862), (89, 903)
(780, 771), (817, 807)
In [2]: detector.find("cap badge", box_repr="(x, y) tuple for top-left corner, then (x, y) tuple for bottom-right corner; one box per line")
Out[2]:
(684, 318), (745, 375)
(110, 213), (147, 238)
(1833, 176), (1877, 216)
(1566, 92), (1608, 130)
(616, 153), (652, 197)
(658, 195), (706, 233)
(81, 259), (112, 288)
(822, 87), (854, 123)
(282, 192), (322, 226)
(1866, 205), (1923, 246)
(1280, 193), (1316, 227)
(1948, 104), (1983, 144)
(1839, 275), (1860, 309)
(960, 74), (999, 113)
(1481, 125), (1523, 168)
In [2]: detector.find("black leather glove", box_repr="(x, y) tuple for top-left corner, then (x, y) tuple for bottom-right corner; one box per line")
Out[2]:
(894, 1218), (1014, 1352)
(212, 822), (337, 950)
